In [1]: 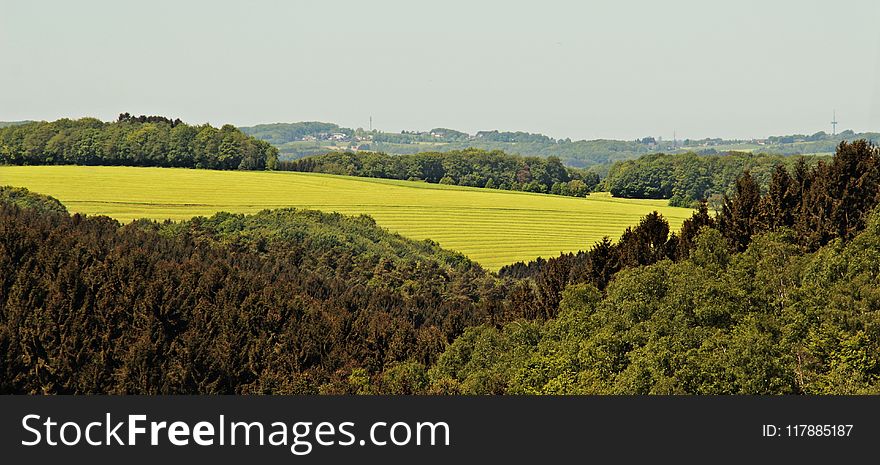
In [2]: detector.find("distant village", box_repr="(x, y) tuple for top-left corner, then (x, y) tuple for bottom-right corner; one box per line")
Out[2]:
(294, 128), (517, 152)
(298, 128), (855, 149)
(241, 120), (874, 159)
(637, 129), (857, 150)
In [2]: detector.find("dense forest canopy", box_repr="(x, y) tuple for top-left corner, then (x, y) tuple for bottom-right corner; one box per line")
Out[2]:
(0, 185), (67, 213)
(281, 149), (600, 197)
(429, 221), (880, 394)
(0, 188), (542, 394)
(604, 152), (825, 207)
(0, 115), (278, 170)
(0, 185), (673, 394)
(424, 140), (880, 394)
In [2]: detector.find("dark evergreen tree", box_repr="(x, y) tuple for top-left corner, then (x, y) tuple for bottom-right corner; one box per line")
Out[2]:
(719, 171), (763, 252)
(760, 164), (797, 230)
(585, 237), (620, 290)
(617, 211), (672, 267)
(675, 201), (715, 260)
(795, 140), (880, 249)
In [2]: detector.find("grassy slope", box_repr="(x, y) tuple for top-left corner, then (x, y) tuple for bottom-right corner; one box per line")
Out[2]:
(0, 166), (692, 270)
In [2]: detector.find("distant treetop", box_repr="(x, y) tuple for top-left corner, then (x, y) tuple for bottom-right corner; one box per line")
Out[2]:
(117, 112), (183, 127)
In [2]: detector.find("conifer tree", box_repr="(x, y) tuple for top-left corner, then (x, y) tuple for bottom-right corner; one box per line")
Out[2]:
(719, 171), (762, 252)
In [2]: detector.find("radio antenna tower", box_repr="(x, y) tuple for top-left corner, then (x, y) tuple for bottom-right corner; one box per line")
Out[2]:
(831, 110), (838, 136)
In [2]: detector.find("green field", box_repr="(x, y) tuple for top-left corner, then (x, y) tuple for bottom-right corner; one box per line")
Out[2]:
(0, 166), (693, 270)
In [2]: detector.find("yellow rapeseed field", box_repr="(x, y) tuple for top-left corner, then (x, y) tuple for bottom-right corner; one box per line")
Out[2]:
(0, 166), (693, 270)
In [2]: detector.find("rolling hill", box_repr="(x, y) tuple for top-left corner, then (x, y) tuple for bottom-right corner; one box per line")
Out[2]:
(240, 121), (879, 169)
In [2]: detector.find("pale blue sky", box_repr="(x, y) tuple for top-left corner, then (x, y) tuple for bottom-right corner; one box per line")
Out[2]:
(2, 0), (879, 140)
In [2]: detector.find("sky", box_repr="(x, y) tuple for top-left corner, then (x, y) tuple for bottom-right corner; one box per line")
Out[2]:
(2, 0), (879, 140)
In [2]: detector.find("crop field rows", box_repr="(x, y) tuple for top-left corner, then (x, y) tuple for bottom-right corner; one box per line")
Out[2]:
(0, 166), (693, 270)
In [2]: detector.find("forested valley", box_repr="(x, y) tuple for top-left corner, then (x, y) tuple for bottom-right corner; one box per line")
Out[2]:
(2, 141), (880, 394)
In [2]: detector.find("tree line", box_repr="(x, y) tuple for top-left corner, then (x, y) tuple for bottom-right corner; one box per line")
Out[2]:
(603, 151), (820, 207)
(0, 115), (278, 170)
(280, 149), (601, 197)
(503, 141), (880, 285)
